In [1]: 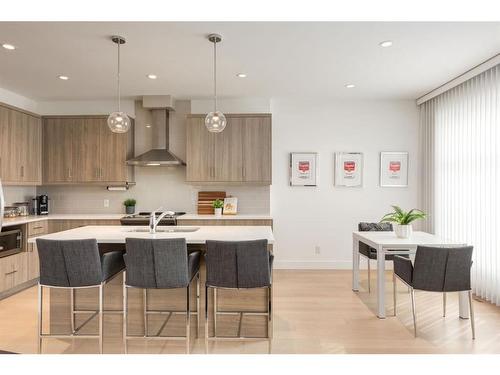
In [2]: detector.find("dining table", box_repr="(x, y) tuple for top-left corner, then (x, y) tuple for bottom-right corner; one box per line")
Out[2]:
(352, 230), (470, 319)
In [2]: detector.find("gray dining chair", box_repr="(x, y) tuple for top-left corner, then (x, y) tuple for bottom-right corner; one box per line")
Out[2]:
(123, 238), (201, 354)
(36, 238), (125, 354)
(358, 222), (409, 292)
(393, 245), (475, 339)
(204, 239), (273, 351)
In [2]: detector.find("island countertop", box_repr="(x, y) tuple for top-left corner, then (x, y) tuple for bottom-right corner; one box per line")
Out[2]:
(27, 225), (275, 244)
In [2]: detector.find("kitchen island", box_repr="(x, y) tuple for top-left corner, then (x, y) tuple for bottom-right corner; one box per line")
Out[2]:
(29, 225), (274, 353)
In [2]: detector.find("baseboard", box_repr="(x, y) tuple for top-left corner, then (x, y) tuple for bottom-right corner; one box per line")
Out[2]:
(0, 278), (38, 300)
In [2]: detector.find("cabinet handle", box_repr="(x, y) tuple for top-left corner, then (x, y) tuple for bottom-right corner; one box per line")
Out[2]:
(32, 226), (44, 230)
(5, 270), (18, 275)
(20, 166), (24, 178)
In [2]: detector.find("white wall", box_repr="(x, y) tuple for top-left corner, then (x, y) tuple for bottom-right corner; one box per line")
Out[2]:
(37, 99), (136, 117)
(270, 98), (419, 269)
(191, 98), (271, 114)
(0, 87), (38, 113)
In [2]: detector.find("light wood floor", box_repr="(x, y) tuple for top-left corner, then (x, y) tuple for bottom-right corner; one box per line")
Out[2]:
(1, 270), (499, 354)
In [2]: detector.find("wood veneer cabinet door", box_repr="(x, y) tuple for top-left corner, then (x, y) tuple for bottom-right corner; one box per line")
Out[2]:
(186, 116), (215, 182)
(242, 116), (272, 183)
(214, 116), (243, 182)
(72, 118), (101, 182)
(99, 119), (128, 182)
(43, 118), (74, 183)
(22, 115), (42, 184)
(0, 106), (12, 181)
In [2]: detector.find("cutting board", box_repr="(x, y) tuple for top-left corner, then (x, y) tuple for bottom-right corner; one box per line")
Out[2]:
(197, 191), (226, 214)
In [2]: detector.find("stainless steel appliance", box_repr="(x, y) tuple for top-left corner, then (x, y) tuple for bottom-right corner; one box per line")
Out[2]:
(33, 195), (49, 215)
(120, 211), (185, 226)
(0, 228), (23, 258)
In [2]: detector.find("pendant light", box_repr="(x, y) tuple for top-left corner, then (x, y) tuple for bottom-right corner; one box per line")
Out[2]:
(107, 35), (131, 133)
(205, 34), (226, 133)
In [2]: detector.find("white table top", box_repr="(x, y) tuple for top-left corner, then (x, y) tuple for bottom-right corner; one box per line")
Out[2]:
(353, 230), (463, 248)
(28, 225), (275, 245)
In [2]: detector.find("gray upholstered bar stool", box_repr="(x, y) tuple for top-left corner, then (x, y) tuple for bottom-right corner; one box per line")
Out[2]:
(393, 245), (475, 339)
(36, 238), (125, 354)
(123, 238), (201, 354)
(204, 239), (273, 350)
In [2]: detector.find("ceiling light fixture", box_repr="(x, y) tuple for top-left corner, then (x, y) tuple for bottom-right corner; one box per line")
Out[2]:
(2, 43), (16, 50)
(236, 73), (247, 78)
(58, 75), (69, 80)
(147, 74), (157, 80)
(107, 35), (131, 134)
(345, 84), (355, 88)
(379, 40), (393, 48)
(205, 34), (226, 133)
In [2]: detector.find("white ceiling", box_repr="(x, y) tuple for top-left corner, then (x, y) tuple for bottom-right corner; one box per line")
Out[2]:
(0, 22), (499, 101)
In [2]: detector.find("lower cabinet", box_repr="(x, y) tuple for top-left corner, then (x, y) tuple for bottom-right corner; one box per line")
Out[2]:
(0, 252), (28, 293)
(27, 243), (40, 281)
(177, 218), (273, 228)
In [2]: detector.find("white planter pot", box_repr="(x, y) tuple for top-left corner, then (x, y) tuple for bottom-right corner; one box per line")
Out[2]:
(214, 208), (223, 217)
(394, 224), (412, 239)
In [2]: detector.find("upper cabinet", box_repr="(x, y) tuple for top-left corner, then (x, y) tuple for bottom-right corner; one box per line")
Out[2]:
(42, 116), (134, 185)
(186, 114), (272, 185)
(0, 104), (42, 185)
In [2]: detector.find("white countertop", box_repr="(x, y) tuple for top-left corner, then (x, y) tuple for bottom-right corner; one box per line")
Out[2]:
(28, 225), (275, 244)
(1, 213), (272, 227)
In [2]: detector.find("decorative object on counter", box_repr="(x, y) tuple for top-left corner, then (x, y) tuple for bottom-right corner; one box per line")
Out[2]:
(290, 152), (318, 186)
(205, 33), (226, 133)
(334, 152), (363, 187)
(12, 202), (30, 216)
(223, 197), (238, 215)
(380, 152), (409, 187)
(3, 206), (20, 218)
(33, 195), (49, 215)
(212, 199), (224, 216)
(380, 205), (426, 239)
(107, 35), (131, 134)
(197, 191), (226, 214)
(123, 199), (137, 215)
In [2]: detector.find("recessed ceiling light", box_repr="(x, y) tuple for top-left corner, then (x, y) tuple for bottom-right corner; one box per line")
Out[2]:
(147, 74), (157, 80)
(58, 75), (69, 80)
(2, 43), (16, 50)
(379, 40), (393, 48)
(345, 84), (355, 89)
(145, 124), (151, 128)
(236, 73), (247, 78)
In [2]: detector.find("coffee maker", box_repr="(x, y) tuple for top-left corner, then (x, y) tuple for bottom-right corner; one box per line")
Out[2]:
(33, 195), (49, 215)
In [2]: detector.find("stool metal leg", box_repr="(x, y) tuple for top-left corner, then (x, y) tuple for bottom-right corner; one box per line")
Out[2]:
(38, 284), (43, 354)
(268, 285), (273, 339)
(367, 259), (371, 293)
(186, 285), (191, 354)
(70, 288), (76, 334)
(410, 287), (417, 337)
(205, 285), (209, 353)
(143, 289), (148, 336)
(213, 288), (217, 338)
(123, 274), (128, 354)
(393, 271), (397, 316)
(196, 273), (200, 338)
(99, 283), (104, 354)
(443, 293), (446, 317)
(468, 290), (476, 339)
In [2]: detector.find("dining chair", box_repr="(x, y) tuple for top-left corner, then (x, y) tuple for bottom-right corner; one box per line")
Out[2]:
(123, 238), (201, 354)
(204, 239), (273, 352)
(393, 245), (475, 339)
(358, 222), (409, 292)
(36, 238), (125, 354)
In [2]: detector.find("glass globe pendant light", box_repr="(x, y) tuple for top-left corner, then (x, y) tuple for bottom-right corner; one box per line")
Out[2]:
(107, 35), (131, 133)
(205, 34), (226, 133)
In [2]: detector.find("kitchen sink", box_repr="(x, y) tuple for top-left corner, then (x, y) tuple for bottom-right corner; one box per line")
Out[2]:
(126, 227), (200, 233)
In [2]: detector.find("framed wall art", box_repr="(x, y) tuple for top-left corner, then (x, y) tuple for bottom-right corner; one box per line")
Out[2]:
(380, 152), (408, 187)
(334, 152), (363, 187)
(289, 152), (318, 186)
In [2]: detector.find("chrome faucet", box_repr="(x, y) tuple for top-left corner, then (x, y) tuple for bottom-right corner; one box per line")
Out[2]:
(149, 207), (175, 234)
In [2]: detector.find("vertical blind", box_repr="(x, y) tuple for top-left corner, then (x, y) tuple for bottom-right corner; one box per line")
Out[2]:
(420, 64), (500, 306)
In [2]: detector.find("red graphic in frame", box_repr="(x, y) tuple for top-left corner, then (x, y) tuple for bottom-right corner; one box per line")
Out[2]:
(389, 161), (401, 173)
(344, 161), (356, 173)
(298, 161), (310, 173)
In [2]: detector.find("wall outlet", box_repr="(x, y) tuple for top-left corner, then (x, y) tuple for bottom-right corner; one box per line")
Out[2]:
(315, 245), (321, 255)
(103, 199), (110, 208)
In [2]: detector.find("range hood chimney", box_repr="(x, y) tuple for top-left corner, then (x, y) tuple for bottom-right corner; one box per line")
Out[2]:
(127, 96), (185, 167)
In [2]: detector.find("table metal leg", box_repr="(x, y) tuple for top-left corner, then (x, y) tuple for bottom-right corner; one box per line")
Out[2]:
(352, 237), (360, 291)
(376, 245), (386, 318)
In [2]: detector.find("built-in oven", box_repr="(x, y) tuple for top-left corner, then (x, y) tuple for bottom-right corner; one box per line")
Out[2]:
(0, 229), (23, 258)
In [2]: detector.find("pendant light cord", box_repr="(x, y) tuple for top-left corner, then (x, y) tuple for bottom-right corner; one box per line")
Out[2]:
(117, 39), (121, 112)
(213, 39), (217, 113)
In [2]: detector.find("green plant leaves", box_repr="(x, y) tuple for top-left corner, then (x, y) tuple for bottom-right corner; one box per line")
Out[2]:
(380, 206), (426, 225)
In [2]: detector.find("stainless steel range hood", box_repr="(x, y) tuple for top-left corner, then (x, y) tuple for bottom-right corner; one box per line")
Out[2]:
(127, 97), (185, 167)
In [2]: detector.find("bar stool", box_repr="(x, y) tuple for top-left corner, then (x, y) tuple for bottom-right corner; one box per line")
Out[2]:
(204, 239), (273, 351)
(36, 238), (125, 354)
(123, 238), (201, 354)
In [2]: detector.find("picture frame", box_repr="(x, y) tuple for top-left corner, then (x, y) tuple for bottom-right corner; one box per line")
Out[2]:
(380, 152), (409, 187)
(223, 197), (238, 215)
(334, 152), (363, 187)
(289, 152), (318, 186)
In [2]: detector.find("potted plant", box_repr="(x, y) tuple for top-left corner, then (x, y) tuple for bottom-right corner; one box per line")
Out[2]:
(123, 199), (137, 215)
(380, 205), (426, 239)
(212, 199), (224, 216)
